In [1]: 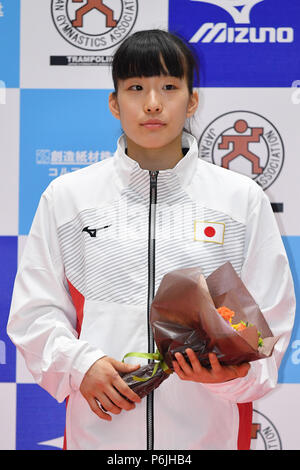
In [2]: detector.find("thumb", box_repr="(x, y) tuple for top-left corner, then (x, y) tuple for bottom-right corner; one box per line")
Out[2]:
(238, 362), (251, 377)
(111, 358), (141, 373)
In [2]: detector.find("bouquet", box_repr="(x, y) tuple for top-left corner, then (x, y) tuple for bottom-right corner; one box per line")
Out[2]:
(121, 262), (279, 399)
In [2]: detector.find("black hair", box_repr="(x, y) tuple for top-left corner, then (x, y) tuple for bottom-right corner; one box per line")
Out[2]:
(111, 29), (200, 95)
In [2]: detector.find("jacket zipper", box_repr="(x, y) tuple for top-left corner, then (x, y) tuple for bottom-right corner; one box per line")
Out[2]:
(146, 170), (159, 451)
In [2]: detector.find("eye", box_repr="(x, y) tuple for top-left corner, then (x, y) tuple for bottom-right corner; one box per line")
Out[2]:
(129, 85), (143, 91)
(163, 84), (176, 90)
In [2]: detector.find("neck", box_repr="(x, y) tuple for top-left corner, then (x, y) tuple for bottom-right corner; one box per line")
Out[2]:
(125, 134), (184, 171)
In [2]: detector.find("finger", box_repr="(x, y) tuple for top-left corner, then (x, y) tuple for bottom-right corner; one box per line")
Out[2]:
(112, 375), (142, 404)
(89, 398), (112, 421)
(174, 352), (193, 375)
(172, 360), (186, 379)
(185, 348), (202, 373)
(106, 385), (137, 411)
(208, 353), (222, 373)
(96, 393), (123, 415)
(234, 362), (250, 378)
(96, 399), (107, 412)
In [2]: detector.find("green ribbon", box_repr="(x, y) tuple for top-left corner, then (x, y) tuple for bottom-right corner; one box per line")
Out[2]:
(122, 350), (173, 382)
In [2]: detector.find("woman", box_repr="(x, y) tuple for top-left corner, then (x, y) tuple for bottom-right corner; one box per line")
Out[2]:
(7, 29), (295, 450)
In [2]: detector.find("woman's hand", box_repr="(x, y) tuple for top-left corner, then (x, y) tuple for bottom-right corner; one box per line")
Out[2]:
(80, 356), (141, 421)
(172, 349), (250, 384)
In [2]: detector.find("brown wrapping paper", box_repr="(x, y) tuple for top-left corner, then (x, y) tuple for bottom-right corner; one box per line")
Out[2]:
(121, 262), (279, 399)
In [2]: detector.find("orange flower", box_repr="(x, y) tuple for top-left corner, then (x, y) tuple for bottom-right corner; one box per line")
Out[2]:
(217, 306), (235, 323)
(217, 306), (264, 347)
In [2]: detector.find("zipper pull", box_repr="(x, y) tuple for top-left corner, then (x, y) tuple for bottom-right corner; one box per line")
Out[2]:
(149, 170), (159, 185)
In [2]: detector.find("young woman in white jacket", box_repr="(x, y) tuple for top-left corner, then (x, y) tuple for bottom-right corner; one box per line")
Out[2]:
(7, 29), (295, 450)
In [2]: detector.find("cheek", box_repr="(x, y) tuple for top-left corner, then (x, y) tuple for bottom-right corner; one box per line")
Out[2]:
(168, 95), (191, 115)
(118, 101), (137, 123)
(169, 103), (191, 128)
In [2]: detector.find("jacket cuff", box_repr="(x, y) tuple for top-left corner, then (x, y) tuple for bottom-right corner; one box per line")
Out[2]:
(70, 346), (106, 391)
(200, 366), (257, 403)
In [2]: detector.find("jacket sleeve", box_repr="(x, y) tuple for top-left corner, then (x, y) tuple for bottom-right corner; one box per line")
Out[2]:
(7, 184), (105, 403)
(202, 183), (296, 403)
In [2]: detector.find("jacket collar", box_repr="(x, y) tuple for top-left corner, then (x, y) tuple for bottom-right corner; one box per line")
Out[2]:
(113, 131), (199, 191)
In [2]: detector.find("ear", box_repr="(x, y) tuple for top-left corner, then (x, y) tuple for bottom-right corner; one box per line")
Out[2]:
(108, 92), (120, 120)
(186, 89), (199, 118)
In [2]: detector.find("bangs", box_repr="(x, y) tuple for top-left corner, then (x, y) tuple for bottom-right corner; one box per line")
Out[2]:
(112, 30), (198, 94)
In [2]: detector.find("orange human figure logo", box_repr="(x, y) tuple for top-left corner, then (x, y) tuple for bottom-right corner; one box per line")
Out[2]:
(72, 0), (117, 28)
(218, 119), (264, 174)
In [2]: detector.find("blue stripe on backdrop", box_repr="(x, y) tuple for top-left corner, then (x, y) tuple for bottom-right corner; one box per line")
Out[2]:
(0, 0), (20, 88)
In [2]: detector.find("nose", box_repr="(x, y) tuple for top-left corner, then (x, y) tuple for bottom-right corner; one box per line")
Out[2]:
(144, 90), (162, 114)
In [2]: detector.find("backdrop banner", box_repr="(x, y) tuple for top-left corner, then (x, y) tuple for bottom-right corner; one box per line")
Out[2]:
(0, 0), (299, 450)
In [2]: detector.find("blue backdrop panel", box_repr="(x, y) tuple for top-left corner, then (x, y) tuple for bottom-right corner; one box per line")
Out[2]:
(278, 236), (300, 383)
(0, 236), (17, 383)
(0, 0), (20, 88)
(16, 384), (65, 450)
(169, 0), (300, 87)
(19, 88), (121, 235)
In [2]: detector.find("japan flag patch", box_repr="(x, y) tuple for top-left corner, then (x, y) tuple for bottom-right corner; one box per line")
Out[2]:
(194, 221), (225, 244)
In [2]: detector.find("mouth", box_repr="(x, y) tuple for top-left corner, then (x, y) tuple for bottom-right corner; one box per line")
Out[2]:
(141, 120), (166, 130)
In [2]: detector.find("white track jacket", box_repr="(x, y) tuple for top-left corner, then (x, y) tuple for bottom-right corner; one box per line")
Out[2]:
(7, 132), (295, 450)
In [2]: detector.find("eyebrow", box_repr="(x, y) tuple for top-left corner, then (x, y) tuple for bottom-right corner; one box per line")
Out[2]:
(122, 75), (182, 82)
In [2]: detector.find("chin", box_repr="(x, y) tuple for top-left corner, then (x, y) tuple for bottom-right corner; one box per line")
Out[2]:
(129, 136), (166, 150)
(139, 135), (179, 149)
(141, 140), (167, 149)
